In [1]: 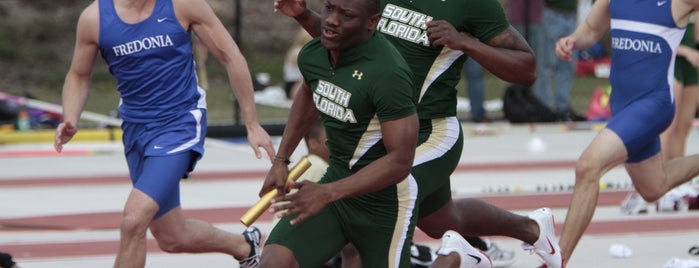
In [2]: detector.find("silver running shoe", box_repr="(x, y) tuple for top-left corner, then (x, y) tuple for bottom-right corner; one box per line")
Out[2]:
(620, 192), (649, 214)
(410, 242), (436, 268)
(484, 239), (515, 267)
(521, 208), (563, 268)
(239, 226), (261, 268)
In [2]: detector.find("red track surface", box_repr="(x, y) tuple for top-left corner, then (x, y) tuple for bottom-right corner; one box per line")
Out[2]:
(4, 160), (697, 259)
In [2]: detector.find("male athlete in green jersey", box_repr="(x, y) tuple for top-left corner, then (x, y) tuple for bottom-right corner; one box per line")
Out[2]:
(259, 0), (421, 266)
(274, 0), (564, 267)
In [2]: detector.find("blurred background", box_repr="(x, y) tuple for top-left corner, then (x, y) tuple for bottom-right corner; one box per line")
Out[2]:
(0, 0), (612, 133)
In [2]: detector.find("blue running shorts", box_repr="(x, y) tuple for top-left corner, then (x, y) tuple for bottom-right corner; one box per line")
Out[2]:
(122, 109), (206, 218)
(607, 91), (674, 163)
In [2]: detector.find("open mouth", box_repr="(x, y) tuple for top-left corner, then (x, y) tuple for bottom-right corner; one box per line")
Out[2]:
(322, 27), (339, 40)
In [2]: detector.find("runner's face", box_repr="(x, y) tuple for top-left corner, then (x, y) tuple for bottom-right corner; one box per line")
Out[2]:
(320, 0), (374, 51)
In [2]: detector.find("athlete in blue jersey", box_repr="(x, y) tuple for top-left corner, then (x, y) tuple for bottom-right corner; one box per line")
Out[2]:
(54, 0), (275, 267)
(556, 0), (699, 265)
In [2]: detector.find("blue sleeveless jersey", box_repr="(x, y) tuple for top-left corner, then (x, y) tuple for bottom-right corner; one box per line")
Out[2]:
(605, 0), (684, 162)
(608, 0), (684, 110)
(98, 0), (206, 123)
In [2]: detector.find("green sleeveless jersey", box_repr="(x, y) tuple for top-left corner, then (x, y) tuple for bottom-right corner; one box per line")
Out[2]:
(298, 33), (417, 180)
(377, 0), (508, 119)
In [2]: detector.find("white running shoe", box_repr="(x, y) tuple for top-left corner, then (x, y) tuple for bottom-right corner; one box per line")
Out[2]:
(437, 230), (493, 268)
(521, 208), (563, 268)
(663, 257), (699, 268)
(484, 239), (515, 267)
(657, 187), (691, 212)
(620, 192), (649, 214)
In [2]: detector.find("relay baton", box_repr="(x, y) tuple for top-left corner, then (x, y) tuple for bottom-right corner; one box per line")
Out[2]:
(240, 156), (311, 227)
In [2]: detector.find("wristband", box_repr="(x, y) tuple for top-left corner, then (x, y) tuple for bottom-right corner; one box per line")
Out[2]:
(274, 156), (291, 165)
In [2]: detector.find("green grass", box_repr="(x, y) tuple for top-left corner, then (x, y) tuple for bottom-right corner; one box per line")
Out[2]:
(6, 63), (610, 128)
(1, 1), (612, 129)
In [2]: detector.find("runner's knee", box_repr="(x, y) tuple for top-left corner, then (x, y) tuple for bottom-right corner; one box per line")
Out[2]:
(119, 211), (151, 237)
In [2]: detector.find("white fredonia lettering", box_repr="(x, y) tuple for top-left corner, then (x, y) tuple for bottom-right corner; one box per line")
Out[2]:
(112, 35), (175, 56)
(378, 4), (432, 46)
(611, 37), (662, 54)
(314, 80), (356, 123)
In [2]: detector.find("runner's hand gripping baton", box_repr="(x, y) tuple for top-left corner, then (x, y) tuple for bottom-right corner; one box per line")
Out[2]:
(240, 156), (311, 227)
